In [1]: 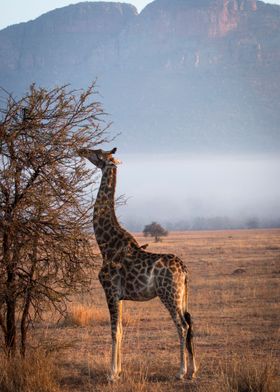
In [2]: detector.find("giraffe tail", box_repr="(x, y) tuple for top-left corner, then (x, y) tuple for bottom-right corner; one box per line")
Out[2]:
(183, 275), (195, 362)
(183, 275), (194, 337)
(184, 312), (194, 338)
(183, 274), (189, 317)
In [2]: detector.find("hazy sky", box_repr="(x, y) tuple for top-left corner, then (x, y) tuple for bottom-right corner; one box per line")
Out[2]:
(1, 0), (280, 30)
(0, 0), (150, 30)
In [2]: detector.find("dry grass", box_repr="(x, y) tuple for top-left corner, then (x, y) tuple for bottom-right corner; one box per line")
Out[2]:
(63, 304), (108, 327)
(0, 350), (60, 392)
(220, 355), (279, 392)
(63, 303), (137, 327)
(19, 229), (280, 391)
(197, 354), (279, 392)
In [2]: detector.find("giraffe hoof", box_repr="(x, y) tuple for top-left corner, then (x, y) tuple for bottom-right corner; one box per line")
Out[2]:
(176, 372), (186, 380)
(186, 370), (197, 380)
(188, 363), (198, 380)
(107, 373), (121, 382)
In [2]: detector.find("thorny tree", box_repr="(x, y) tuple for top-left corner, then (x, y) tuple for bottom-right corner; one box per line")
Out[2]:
(0, 84), (107, 356)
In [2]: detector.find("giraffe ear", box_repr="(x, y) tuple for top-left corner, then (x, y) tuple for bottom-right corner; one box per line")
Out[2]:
(110, 147), (117, 154)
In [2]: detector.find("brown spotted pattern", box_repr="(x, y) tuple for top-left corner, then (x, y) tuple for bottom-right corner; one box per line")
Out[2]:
(79, 148), (197, 381)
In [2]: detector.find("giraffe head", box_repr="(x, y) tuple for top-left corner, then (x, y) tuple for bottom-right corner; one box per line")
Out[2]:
(78, 147), (121, 169)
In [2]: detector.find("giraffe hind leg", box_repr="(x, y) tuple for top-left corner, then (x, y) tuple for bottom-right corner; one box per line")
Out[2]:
(159, 295), (187, 380)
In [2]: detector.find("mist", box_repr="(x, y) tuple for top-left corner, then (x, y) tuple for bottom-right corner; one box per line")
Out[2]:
(113, 153), (280, 231)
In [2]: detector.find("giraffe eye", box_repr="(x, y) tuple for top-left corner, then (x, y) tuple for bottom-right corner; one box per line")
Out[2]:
(96, 153), (104, 161)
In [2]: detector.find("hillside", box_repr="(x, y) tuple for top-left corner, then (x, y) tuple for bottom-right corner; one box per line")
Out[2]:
(0, 0), (280, 152)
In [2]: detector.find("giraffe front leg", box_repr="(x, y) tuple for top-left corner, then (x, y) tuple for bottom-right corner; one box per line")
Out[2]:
(108, 299), (122, 382)
(116, 301), (123, 376)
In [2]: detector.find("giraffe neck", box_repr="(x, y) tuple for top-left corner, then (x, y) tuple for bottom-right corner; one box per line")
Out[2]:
(94, 164), (118, 229)
(94, 164), (138, 262)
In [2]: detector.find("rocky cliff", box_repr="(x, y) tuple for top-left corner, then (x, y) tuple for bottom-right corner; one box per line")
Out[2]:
(0, 0), (279, 153)
(0, 2), (137, 84)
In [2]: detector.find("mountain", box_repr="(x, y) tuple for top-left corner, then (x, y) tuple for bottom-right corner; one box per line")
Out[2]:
(0, 0), (280, 153)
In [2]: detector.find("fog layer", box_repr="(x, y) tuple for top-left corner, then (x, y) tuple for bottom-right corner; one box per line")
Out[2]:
(113, 154), (280, 231)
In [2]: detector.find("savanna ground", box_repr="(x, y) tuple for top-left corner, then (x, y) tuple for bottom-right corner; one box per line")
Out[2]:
(2, 229), (280, 391)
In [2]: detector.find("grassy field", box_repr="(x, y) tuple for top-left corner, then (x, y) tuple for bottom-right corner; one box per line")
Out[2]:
(3, 229), (279, 392)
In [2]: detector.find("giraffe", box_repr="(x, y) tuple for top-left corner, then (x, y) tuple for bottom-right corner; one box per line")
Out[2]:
(78, 147), (197, 382)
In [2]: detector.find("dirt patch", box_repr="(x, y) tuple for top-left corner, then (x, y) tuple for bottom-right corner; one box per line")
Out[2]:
(232, 268), (247, 275)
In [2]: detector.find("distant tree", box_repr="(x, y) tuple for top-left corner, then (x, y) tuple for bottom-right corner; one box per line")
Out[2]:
(0, 83), (107, 356)
(246, 217), (260, 229)
(143, 222), (168, 242)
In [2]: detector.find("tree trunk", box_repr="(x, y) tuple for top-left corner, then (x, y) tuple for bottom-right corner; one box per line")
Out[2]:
(0, 313), (7, 337)
(6, 266), (17, 355)
(3, 225), (17, 355)
(20, 236), (38, 357)
(5, 295), (16, 356)
(20, 295), (31, 357)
